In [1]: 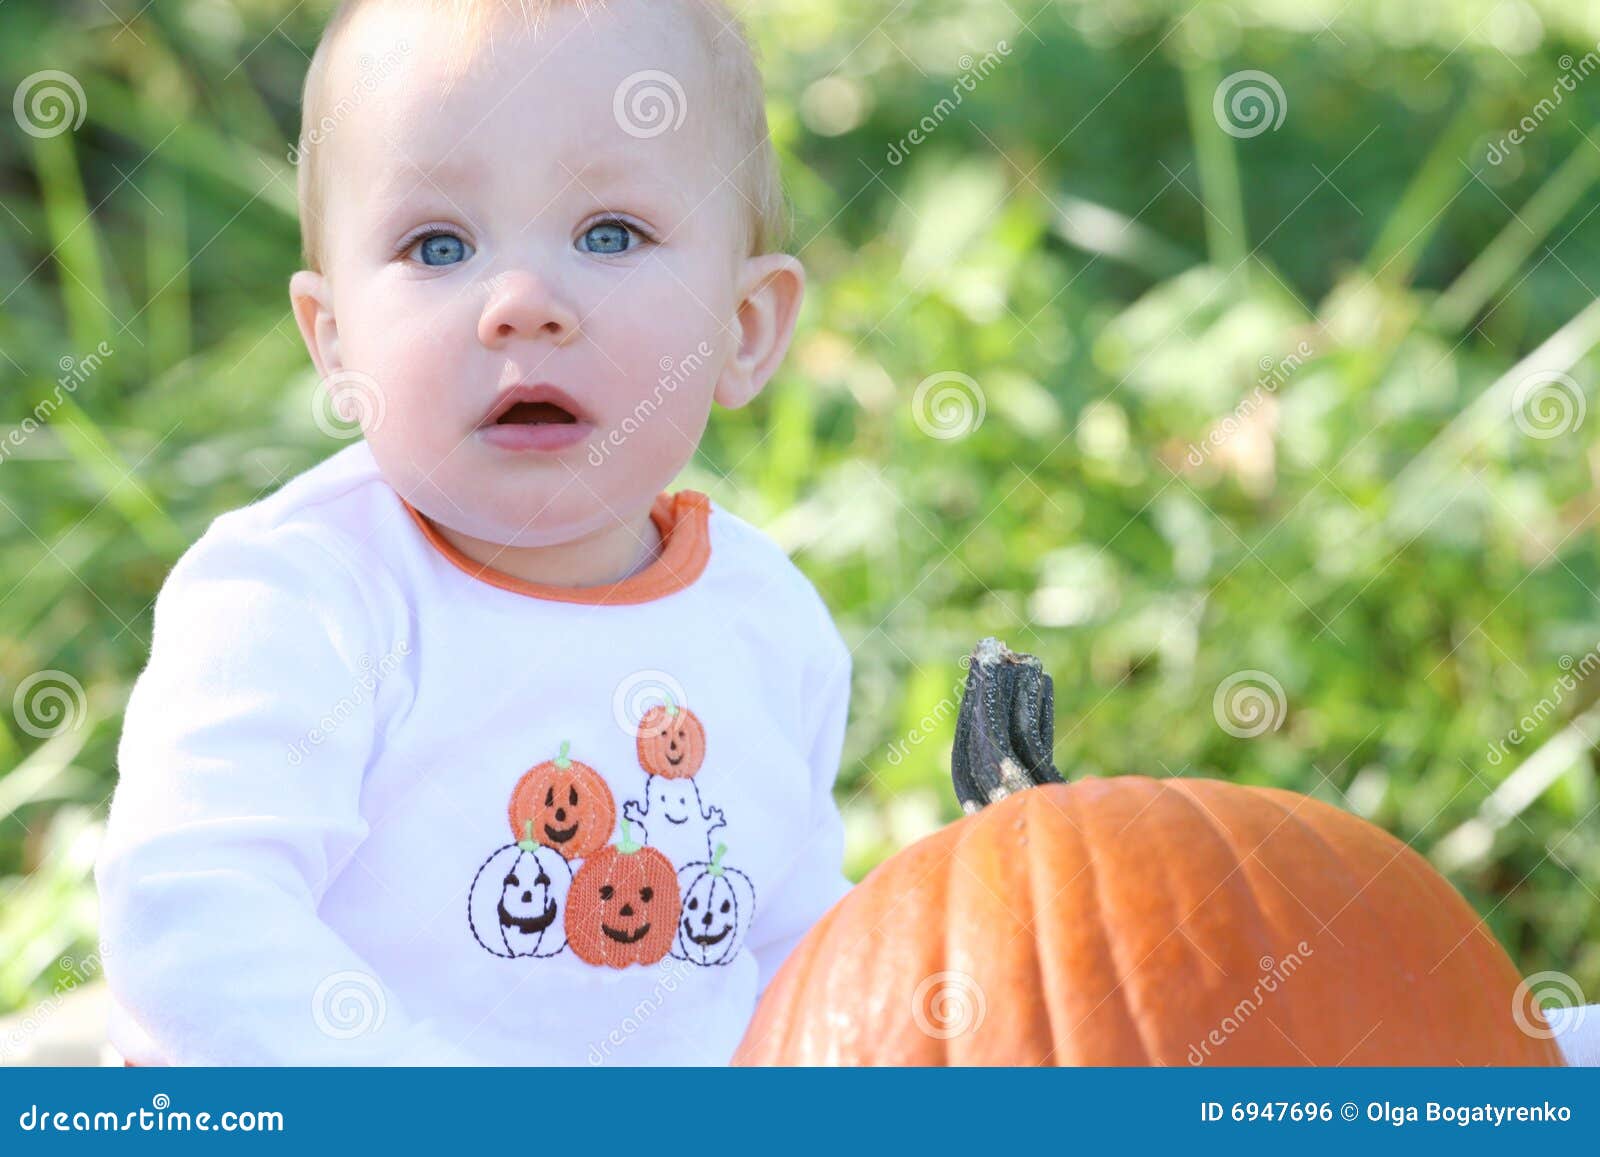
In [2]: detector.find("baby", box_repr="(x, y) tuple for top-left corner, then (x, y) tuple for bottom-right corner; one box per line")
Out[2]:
(94, 0), (852, 1065)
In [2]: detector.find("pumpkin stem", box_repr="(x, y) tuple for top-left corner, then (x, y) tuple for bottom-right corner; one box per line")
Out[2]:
(519, 818), (536, 852)
(709, 841), (728, 875)
(618, 817), (641, 854)
(951, 637), (1064, 813)
(555, 740), (572, 769)
(665, 693), (678, 717)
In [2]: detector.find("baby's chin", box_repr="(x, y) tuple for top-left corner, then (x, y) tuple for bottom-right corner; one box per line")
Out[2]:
(391, 462), (666, 550)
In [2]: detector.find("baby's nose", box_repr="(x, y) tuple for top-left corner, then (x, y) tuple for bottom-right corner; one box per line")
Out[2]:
(477, 268), (579, 349)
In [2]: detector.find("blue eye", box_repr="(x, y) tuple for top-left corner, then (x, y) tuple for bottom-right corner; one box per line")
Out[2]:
(577, 221), (637, 255)
(411, 232), (472, 266)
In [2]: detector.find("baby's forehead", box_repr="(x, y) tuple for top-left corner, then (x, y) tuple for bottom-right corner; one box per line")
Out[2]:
(328, 2), (723, 189)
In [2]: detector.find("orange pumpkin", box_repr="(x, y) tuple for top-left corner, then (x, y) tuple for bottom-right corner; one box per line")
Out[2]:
(565, 818), (682, 967)
(508, 741), (616, 861)
(635, 696), (706, 779)
(734, 639), (1564, 1067)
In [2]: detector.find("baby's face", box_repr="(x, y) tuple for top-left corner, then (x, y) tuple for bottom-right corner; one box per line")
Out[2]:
(300, 0), (772, 545)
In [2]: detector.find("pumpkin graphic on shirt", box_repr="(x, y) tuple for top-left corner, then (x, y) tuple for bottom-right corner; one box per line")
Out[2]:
(634, 697), (706, 778)
(671, 842), (756, 967)
(565, 819), (682, 968)
(621, 774), (726, 869)
(507, 740), (616, 860)
(468, 820), (573, 959)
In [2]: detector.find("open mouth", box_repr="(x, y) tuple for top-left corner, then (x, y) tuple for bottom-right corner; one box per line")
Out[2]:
(544, 822), (578, 844)
(496, 400), (577, 426)
(602, 923), (651, 944)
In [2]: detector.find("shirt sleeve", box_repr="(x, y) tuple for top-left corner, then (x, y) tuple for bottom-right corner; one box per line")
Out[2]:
(95, 517), (478, 1065)
(744, 607), (854, 998)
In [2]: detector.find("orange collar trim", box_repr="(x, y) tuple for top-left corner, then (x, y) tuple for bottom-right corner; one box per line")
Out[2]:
(400, 490), (712, 606)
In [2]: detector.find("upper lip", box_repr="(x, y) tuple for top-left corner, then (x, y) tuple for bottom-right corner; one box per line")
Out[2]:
(478, 382), (590, 428)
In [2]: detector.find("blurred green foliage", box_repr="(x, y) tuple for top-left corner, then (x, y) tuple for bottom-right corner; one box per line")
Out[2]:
(2, 0), (1598, 1020)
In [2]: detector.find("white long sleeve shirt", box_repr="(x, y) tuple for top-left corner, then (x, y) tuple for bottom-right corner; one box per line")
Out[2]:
(95, 440), (853, 1065)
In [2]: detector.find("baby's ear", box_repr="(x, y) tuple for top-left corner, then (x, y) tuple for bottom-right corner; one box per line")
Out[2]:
(288, 269), (341, 379)
(713, 253), (805, 409)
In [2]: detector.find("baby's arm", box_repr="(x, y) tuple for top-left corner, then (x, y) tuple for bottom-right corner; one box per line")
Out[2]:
(95, 522), (474, 1065)
(744, 612), (854, 997)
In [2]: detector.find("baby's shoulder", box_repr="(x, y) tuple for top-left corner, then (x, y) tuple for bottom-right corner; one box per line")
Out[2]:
(163, 441), (401, 619)
(703, 497), (846, 659)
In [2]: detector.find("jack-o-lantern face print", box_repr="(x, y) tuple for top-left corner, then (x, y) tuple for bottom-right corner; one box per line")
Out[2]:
(468, 822), (573, 958)
(635, 699), (706, 779)
(566, 820), (681, 968)
(671, 843), (755, 967)
(508, 741), (616, 860)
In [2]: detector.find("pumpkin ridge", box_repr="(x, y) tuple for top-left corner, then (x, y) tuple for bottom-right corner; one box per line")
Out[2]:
(1246, 784), (1420, 1059)
(1064, 780), (1161, 1064)
(1015, 789), (1062, 1064)
(1162, 779), (1302, 1055)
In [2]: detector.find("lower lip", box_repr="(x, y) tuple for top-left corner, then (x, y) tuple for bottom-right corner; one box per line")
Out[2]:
(477, 421), (594, 452)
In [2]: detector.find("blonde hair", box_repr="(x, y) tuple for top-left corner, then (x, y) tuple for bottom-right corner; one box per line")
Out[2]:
(294, 0), (790, 273)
